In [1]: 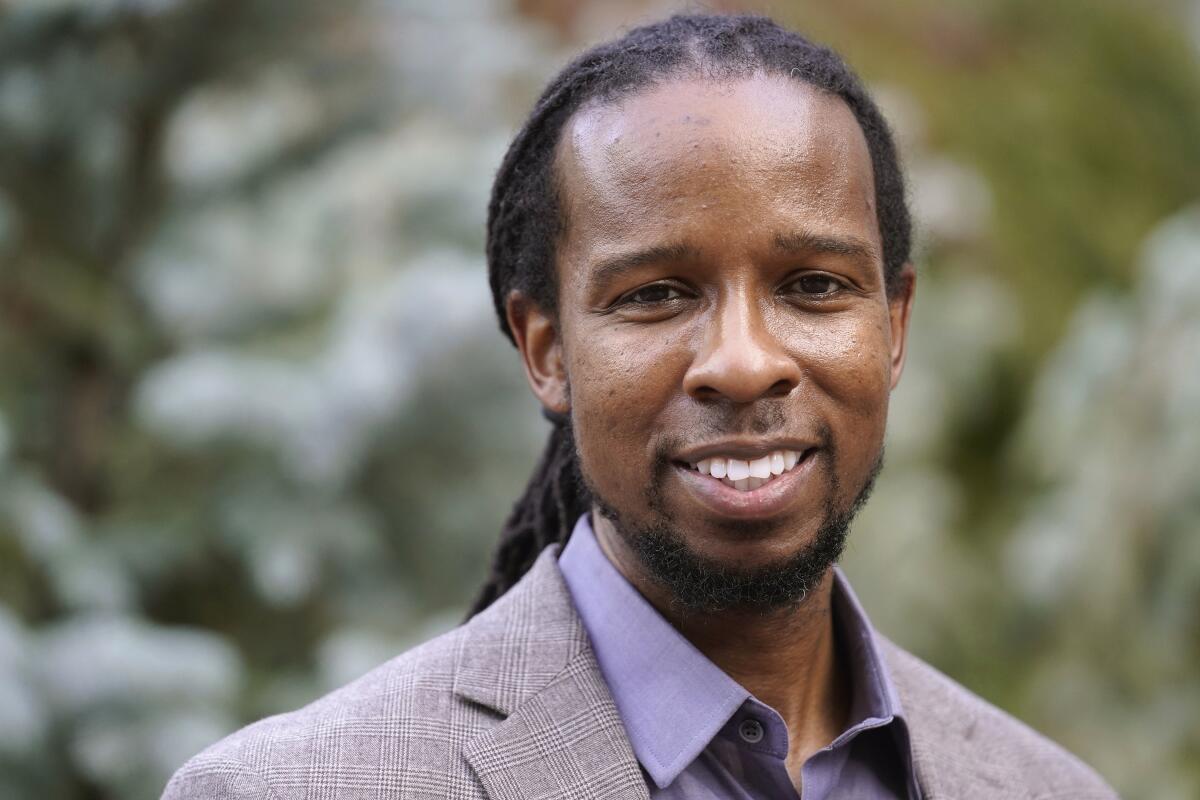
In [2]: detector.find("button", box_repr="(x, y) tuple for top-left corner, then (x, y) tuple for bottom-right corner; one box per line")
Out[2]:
(738, 718), (764, 744)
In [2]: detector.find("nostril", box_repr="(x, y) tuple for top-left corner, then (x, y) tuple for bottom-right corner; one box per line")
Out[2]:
(688, 378), (794, 403)
(765, 379), (794, 398)
(691, 385), (723, 401)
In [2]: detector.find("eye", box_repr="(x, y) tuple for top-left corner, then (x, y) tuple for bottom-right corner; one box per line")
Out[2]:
(788, 273), (844, 296)
(620, 283), (685, 305)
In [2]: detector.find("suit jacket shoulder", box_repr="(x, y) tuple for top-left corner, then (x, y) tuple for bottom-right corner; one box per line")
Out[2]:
(162, 616), (495, 800)
(162, 545), (645, 800)
(880, 637), (1118, 799)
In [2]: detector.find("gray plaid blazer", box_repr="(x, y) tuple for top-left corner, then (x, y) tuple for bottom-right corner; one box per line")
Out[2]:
(163, 545), (1117, 799)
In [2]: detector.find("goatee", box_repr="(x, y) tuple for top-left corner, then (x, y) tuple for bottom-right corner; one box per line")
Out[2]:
(584, 439), (883, 615)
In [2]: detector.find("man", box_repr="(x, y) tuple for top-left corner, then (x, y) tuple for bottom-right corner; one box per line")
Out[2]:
(164, 14), (1116, 799)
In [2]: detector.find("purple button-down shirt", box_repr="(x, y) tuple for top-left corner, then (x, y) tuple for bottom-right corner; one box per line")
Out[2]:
(558, 514), (919, 799)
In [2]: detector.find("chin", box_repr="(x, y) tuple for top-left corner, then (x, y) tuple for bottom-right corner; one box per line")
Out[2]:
(593, 499), (848, 614)
(681, 518), (823, 566)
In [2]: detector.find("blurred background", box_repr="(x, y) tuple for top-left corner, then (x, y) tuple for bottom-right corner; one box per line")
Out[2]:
(0, 0), (1197, 797)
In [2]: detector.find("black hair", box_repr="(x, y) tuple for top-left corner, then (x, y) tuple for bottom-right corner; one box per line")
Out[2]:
(468, 12), (911, 617)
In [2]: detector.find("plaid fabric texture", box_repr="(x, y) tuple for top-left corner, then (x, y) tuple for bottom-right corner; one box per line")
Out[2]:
(162, 545), (1117, 799)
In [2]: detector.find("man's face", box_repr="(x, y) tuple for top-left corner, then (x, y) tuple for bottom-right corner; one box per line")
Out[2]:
(510, 73), (914, 610)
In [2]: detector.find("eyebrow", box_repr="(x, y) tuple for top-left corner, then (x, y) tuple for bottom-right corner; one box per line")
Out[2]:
(586, 230), (879, 290)
(772, 230), (878, 264)
(587, 241), (702, 288)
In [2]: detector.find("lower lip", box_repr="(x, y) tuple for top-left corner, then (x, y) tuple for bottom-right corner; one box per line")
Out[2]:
(671, 450), (819, 521)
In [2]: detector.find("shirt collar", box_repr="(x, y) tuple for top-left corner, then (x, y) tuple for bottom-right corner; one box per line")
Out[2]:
(557, 513), (907, 789)
(831, 553), (905, 730)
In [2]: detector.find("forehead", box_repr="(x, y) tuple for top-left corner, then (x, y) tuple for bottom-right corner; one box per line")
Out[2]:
(554, 73), (879, 269)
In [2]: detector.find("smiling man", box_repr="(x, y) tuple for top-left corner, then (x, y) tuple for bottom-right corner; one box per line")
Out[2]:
(164, 14), (1116, 800)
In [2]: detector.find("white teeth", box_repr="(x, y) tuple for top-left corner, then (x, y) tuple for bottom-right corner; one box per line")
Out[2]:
(726, 459), (750, 481)
(690, 449), (807, 491)
(748, 456), (772, 479)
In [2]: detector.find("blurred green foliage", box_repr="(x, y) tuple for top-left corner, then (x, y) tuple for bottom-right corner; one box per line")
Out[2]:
(0, 1), (1196, 798)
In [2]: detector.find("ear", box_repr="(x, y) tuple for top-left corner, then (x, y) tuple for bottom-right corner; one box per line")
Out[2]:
(887, 263), (917, 391)
(506, 290), (569, 414)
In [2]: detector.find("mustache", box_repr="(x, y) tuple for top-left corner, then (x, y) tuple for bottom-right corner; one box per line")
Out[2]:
(699, 402), (787, 436)
(651, 410), (833, 466)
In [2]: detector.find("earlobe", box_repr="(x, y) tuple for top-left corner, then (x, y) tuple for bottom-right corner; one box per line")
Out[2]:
(888, 264), (916, 391)
(506, 291), (569, 414)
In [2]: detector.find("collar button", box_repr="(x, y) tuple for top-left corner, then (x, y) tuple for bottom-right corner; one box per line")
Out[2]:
(738, 718), (764, 744)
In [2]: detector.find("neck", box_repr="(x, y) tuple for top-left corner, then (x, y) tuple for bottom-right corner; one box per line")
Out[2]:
(593, 514), (851, 772)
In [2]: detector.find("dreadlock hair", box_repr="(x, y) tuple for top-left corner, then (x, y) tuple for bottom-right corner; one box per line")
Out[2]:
(467, 12), (912, 617)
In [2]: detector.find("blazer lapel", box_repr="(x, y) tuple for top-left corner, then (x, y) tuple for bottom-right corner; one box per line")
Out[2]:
(881, 638), (1030, 800)
(456, 546), (649, 800)
(463, 647), (649, 800)
(903, 714), (1023, 800)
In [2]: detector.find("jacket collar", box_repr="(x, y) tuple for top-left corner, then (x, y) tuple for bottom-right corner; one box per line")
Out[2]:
(457, 544), (650, 800)
(879, 637), (1029, 799)
(454, 544), (585, 716)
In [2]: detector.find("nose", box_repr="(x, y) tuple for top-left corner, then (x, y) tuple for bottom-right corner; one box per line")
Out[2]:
(682, 292), (802, 403)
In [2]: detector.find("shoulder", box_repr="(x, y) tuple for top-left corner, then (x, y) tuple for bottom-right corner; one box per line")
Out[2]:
(161, 623), (494, 800)
(880, 638), (1118, 799)
(162, 546), (578, 800)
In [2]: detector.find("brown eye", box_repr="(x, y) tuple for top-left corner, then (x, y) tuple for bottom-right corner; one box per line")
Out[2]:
(793, 274), (841, 295)
(626, 284), (682, 304)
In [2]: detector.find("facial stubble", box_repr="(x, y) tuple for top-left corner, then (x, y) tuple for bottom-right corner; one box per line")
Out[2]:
(579, 426), (884, 615)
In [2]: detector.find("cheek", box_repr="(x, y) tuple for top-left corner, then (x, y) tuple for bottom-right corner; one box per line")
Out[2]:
(788, 310), (893, 427)
(565, 324), (687, 485)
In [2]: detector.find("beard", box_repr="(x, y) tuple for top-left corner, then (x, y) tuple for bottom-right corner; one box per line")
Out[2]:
(574, 422), (884, 615)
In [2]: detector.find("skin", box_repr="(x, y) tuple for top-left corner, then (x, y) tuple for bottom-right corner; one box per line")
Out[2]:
(507, 73), (915, 791)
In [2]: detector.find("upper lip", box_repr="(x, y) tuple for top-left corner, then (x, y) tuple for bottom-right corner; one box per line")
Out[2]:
(672, 437), (821, 464)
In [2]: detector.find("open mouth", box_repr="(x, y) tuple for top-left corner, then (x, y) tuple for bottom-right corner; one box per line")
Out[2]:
(680, 449), (812, 492)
